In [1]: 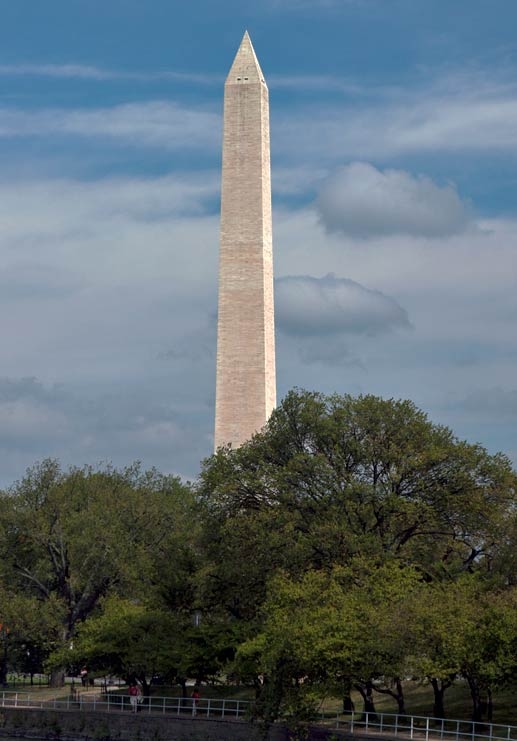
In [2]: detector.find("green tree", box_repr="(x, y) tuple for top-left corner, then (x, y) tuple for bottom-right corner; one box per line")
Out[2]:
(199, 390), (516, 624)
(236, 560), (421, 723)
(459, 587), (517, 721)
(407, 579), (474, 718)
(0, 460), (195, 685)
(55, 595), (240, 696)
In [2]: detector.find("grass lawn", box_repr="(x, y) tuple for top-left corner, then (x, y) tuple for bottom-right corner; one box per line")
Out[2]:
(319, 681), (517, 726)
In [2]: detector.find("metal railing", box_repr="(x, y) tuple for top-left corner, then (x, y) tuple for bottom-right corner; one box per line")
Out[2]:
(3, 691), (517, 739)
(0, 690), (251, 720)
(320, 711), (517, 741)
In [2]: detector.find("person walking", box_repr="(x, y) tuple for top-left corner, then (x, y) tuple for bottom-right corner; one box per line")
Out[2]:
(191, 687), (200, 717)
(129, 684), (139, 714)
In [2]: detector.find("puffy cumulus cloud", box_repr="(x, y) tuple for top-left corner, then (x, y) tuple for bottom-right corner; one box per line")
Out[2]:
(275, 273), (410, 337)
(315, 163), (470, 239)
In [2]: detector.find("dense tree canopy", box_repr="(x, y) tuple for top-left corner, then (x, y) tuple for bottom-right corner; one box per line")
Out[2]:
(1, 389), (516, 727)
(198, 391), (516, 615)
(0, 459), (197, 684)
(197, 390), (517, 719)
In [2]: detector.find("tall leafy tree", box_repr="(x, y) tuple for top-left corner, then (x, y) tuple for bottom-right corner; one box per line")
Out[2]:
(236, 560), (420, 722)
(199, 390), (516, 620)
(0, 459), (195, 685)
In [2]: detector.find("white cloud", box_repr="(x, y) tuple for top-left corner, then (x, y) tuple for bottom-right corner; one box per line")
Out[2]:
(0, 174), (219, 245)
(0, 63), (118, 80)
(0, 63), (218, 85)
(0, 173), (516, 480)
(275, 273), (410, 336)
(274, 74), (517, 160)
(0, 175), (220, 391)
(1, 69), (516, 163)
(0, 101), (220, 150)
(315, 162), (470, 238)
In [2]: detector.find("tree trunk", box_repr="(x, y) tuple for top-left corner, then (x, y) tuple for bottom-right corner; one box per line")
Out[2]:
(487, 687), (493, 722)
(179, 677), (187, 698)
(49, 669), (65, 688)
(430, 678), (446, 718)
(342, 677), (355, 714)
(138, 674), (150, 697)
(355, 681), (377, 721)
(466, 675), (484, 722)
(394, 678), (406, 715)
(372, 677), (406, 715)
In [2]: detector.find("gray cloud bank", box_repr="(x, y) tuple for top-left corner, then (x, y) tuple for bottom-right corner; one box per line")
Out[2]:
(0, 375), (212, 485)
(315, 163), (470, 239)
(457, 388), (517, 419)
(275, 273), (410, 336)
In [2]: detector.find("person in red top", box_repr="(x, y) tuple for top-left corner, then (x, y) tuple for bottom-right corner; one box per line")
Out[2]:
(191, 687), (200, 716)
(129, 684), (139, 714)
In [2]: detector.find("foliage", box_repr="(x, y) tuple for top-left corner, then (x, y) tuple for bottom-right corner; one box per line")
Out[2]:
(0, 460), (196, 684)
(200, 391), (516, 614)
(198, 389), (517, 721)
(236, 560), (420, 718)
(0, 389), (516, 723)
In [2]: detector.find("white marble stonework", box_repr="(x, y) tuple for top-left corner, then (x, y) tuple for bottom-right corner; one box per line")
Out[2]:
(214, 32), (276, 450)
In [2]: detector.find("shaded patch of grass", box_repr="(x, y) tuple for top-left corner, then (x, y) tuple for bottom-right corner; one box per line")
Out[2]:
(320, 681), (517, 725)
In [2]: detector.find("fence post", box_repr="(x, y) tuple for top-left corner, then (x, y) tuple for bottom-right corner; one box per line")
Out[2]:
(395, 713), (399, 736)
(411, 716), (414, 739)
(365, 712), (369, 732)
(222, 699), (226, 719)
(426, 716), (430, 741)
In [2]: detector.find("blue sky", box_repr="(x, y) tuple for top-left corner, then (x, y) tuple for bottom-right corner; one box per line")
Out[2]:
(1, 0), (516, 484)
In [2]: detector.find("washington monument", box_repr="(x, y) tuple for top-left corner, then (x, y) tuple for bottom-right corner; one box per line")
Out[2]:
(214, 32), (276, 450)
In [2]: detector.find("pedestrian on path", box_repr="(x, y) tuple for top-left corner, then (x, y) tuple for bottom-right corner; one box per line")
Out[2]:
(191, 687), (200, 717)
(129, 684), (139, 714)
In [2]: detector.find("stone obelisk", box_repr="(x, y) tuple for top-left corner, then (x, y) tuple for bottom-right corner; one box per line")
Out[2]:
(214, 32), (276, 450)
